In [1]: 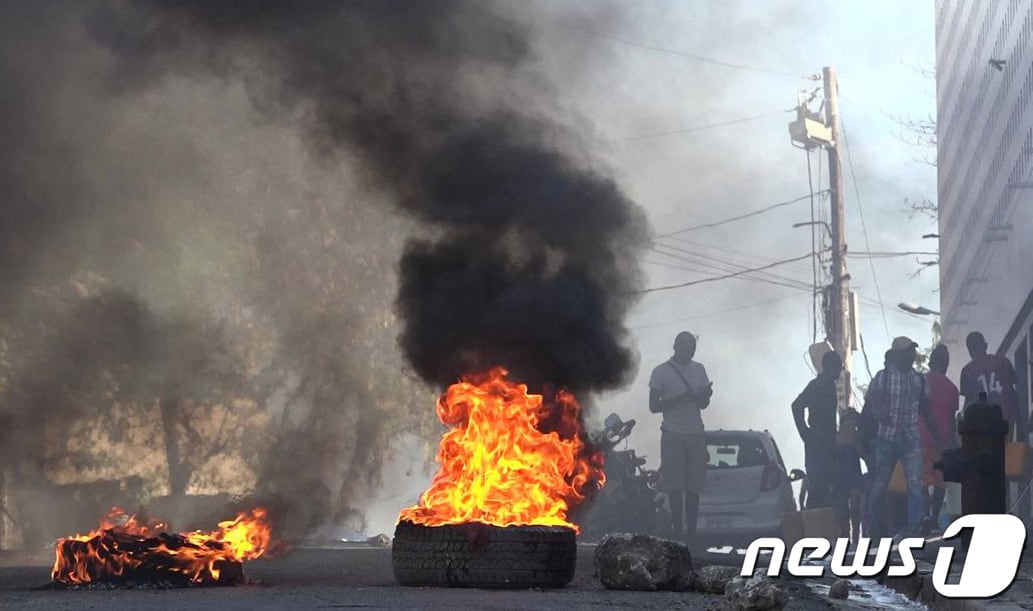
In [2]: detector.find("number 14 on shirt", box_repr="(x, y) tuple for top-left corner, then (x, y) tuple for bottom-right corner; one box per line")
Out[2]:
(978, 372), (1004, 395)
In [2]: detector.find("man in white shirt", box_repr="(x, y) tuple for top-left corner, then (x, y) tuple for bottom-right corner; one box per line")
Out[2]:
(649, 331), (713, 541)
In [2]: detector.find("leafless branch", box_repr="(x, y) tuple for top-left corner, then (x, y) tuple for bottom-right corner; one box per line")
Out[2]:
(909, 259), (939, 279)
(903, 196), (938, 221)
(886, 112), (937, 165)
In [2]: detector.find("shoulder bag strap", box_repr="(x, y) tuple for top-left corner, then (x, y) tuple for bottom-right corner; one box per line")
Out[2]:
(666, 360), (694, 392)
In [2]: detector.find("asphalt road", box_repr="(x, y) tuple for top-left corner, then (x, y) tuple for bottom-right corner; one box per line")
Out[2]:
(0, 544), (921, 610)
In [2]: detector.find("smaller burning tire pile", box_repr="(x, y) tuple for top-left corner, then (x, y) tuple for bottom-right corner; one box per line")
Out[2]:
(393, 369), (604, 589)
(392, 520), (576, 588)
(51, 507), (272, 588)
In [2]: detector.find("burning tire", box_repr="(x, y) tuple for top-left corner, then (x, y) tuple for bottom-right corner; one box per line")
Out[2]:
(392, 520), (577, 588)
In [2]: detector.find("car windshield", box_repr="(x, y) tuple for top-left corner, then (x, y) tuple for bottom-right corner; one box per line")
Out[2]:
(705, 437), (768, 469)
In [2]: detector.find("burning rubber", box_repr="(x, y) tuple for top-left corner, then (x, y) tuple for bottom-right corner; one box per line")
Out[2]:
(51, 508), (272, 588)
(392, 368), (601, 588)
(392, 520), (577, 588)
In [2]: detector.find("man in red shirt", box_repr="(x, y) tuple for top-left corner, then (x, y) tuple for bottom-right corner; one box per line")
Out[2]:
(921, 344), (958, 529)
(960, 332), (1022, 440)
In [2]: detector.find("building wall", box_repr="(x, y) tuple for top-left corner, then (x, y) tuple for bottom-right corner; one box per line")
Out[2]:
(935, 0), (1033, 401)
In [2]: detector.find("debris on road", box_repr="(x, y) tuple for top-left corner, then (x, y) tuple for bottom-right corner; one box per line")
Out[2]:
(828, 578), (850, 599)
(691, 564), (741, 594)
(595, 533), (694, 591)
(725, 574), (789, 610)
(366, 534), (391, 548)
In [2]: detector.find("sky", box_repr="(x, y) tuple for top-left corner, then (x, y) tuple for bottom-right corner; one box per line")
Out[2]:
(358, 1), (943, 534)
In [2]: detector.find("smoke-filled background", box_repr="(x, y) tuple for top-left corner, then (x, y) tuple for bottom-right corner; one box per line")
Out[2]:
(0, 0), (650, 545)
(0, 1), (937, 544)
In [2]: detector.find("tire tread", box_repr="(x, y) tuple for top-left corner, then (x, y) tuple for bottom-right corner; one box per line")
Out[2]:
(391, 520), (576, 588)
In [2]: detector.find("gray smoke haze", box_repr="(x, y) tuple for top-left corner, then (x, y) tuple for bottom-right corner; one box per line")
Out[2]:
(0, 0), (647, 543)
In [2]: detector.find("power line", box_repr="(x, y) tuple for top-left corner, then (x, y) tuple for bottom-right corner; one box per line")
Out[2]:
(569, 26), (810, 78)
(652, 242), (910, 321)
(650, 237), (914, 317)
(816, 147), (829, 338)
(644, 258), (717, 276)
(650, 242), (818, 291)
(639, 253), (814, 294)
(649, 244), (816, 292)
(652, 250), (923, 321)
(614, 110), (793, 142)
(648, 260), (814, 294)
(658, 236), (815, 275)
(653, 193), (821, 238)
(841, 119), (891, 343)
(845, 251), (940, 258)
(647, 244), (933, 327)
(858, 333), (875, 382)
(806, 148), (819, 342)
(647, 251), (813, 293)
(632, 293), (809, 330)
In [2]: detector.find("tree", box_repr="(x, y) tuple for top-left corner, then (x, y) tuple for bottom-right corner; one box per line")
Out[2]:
(888, 64), (940, 277)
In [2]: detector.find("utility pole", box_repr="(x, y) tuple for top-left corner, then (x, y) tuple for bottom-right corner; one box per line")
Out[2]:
(823, 66), (852, 408)
(789, 66), (854, 409)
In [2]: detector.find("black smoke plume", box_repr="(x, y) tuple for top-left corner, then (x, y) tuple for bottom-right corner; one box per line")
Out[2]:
(90, 0), (648, 393)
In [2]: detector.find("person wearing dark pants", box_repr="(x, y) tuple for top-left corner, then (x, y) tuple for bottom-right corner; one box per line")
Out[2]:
(865, 337), (946, 540)
(835, 407), (864, 540)
(649, 331), (713, 542)
(792, 351), (843, 509)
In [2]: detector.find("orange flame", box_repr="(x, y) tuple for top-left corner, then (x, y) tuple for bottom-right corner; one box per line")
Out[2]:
(398, 367), (604, 532)
(52, 507), (272, 585)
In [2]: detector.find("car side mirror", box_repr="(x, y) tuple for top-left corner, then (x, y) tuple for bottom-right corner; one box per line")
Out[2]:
(788, 468), (806, 482)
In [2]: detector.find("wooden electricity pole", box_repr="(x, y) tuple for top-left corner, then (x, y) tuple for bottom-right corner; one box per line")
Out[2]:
(823, 66), (852, 407)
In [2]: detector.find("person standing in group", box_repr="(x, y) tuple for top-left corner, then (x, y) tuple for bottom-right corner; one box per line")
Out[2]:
(857, 349), (895, 538)
(921, 344), (959, 530)
(791, 351), (843, 510)
(835, 405), (864, 540)
(960, 331), (1022, 440)
(649, 331), (713, 542)
(864, 337), (946, 540)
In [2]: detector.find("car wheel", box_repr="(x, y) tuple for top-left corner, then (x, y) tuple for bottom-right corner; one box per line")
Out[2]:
(392, 520), (577, 588)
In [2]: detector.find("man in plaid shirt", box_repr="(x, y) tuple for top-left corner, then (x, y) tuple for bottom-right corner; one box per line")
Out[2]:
(864, 336), (945, 539)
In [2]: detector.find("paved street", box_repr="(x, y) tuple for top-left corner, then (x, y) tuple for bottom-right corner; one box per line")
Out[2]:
(0, 543), (929, 610)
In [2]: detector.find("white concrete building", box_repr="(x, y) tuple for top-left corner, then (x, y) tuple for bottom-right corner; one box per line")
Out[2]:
(936, 0), (1033, 426)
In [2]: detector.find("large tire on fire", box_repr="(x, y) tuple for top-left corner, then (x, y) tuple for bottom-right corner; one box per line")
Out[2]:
(392, 520), (577, 588)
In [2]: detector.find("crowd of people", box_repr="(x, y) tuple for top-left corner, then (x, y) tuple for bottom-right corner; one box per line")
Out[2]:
(793, 331), (1023, 540)
(645, 328), (1023, 542)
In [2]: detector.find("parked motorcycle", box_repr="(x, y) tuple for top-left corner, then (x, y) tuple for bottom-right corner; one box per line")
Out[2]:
(577, 413), (670, 541)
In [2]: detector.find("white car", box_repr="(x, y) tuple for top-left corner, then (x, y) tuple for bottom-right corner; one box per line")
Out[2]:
(695, 429), (800, 548)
